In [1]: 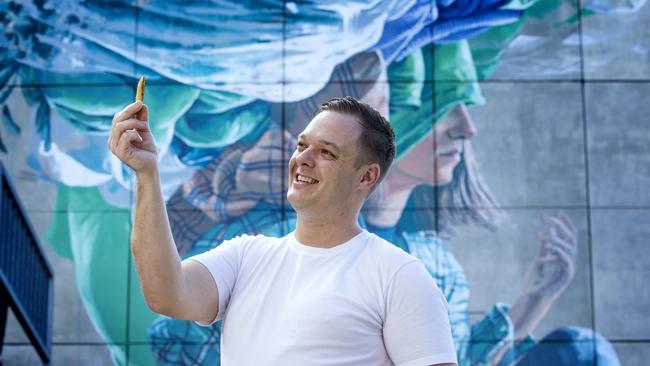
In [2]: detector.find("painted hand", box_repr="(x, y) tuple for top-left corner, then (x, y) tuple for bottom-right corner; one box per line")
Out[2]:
(524, 210), (578, 302)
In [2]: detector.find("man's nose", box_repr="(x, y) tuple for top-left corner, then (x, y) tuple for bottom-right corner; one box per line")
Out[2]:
(448, 104), (476, 140)
(295, 147), (315, 167)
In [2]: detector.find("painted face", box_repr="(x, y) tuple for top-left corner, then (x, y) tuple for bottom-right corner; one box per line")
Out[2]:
(286, 111), (364, 213)
(396, 103), (477, 185)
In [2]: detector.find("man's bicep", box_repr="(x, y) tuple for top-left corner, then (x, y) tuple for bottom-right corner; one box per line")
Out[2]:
(384, 261), (458, 366)
(178, 235), (246, 324)
(180, 259), (220, 324)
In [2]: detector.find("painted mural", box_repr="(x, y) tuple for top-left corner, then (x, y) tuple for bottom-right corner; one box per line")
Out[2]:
(1, 0), (649, 365)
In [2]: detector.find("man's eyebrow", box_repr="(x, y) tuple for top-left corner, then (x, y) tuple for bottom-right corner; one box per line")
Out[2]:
(297, 134), (342, 152)
(319, 139), (342, 152)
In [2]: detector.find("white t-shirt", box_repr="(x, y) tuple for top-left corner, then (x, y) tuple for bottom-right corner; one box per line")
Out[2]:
(189, 230), (457, 366)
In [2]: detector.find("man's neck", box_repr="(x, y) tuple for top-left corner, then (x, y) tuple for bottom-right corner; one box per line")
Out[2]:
(294, 210), (362, 249)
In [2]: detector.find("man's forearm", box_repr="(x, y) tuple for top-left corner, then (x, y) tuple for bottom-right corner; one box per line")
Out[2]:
(132, 168), (185, 315)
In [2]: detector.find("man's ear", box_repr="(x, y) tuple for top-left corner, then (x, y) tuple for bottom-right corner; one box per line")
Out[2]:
(359, 163), (381, 191)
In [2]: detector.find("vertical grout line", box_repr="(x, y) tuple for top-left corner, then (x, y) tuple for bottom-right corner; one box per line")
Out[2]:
(431, 24), (439, 236)
(281, 0), (287, 236)
(575, 0), (598, 363)
(430, 13), (447, 345)
(126, 1), (140, 363)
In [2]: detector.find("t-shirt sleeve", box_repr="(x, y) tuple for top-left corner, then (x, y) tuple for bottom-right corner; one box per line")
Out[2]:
(186, 235), (249, 326)
(383, 260), (458, 366)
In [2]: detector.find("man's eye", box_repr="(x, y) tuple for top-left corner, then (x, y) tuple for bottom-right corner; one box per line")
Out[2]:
(297, 142), (306, 149)
(322, 150), (335, 158)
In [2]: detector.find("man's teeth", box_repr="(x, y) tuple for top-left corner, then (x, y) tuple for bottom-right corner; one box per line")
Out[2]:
(296, 174), (318, 184)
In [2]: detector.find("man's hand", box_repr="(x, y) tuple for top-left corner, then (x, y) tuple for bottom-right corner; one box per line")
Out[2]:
(108, 101), (158, 175)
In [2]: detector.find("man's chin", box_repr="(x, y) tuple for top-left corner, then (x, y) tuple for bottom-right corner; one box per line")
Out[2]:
(287, 190), (313, 210)
(286, 190), (299, 208)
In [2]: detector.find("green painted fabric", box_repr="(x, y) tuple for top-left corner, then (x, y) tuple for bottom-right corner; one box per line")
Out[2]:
(34, 69), (270, 155)
(389, 41), (485, 161)
(175, 98), (270, 149)
(36, 71), (199, 151)
(46, 185), (157, 366)
(469, 18), (526, 80)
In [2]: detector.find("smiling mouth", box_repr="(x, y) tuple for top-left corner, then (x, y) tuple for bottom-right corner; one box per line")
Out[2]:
(295, 173), (319, 184)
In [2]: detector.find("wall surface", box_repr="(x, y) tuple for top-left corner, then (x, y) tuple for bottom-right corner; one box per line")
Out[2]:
(1, 0), (649, 365)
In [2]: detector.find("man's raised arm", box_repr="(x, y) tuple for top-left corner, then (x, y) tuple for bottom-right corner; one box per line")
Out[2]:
(108, 101), (218, 324)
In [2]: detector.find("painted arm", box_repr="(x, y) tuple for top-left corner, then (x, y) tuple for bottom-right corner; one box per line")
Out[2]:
(491, 211), (578, 364)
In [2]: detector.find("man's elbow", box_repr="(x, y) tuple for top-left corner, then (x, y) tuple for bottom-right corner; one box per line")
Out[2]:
(145, 295), (181, 318)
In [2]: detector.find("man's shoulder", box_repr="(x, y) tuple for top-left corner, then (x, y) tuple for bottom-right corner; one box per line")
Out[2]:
(363, 231), (419, 269)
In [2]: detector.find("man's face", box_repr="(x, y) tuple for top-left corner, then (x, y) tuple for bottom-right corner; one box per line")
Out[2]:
(287, 111), (364, 213)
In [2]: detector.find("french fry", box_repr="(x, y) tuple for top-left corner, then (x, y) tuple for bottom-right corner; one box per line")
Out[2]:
(130, 76), (145, 143)
(135, 76), (145, 102)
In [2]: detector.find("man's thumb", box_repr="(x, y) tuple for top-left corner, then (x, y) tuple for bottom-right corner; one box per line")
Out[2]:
(136, 103), (149, 121)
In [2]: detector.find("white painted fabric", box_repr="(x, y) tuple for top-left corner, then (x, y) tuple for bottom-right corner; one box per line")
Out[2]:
(189, 230), (457, 366)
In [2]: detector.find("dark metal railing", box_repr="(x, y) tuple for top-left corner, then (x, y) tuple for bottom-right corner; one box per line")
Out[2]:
(0, 161), (53, 365)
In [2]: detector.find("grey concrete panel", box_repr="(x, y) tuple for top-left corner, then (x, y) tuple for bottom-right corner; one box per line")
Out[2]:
(592, 209), (650, 340)
(583, 3), (650, 80)
(447, 208), (593, 338)
(4, 310), (29, 344)
(0, 345), (41, 366)
(489, 0), (581, 80)
(0, 344), (113, 366)
(586, 83), (650, 206)
(612, 342), (650, 366)
(468, 82), (587, 207)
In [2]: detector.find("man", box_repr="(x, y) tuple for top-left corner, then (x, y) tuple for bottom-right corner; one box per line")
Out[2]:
(108, 96), (457, 366)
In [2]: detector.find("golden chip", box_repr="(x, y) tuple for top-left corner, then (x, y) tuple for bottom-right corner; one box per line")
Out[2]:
(135, 76), (145, 102)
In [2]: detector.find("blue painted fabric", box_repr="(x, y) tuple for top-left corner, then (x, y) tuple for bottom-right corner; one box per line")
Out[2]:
(374, 0), (526, 63)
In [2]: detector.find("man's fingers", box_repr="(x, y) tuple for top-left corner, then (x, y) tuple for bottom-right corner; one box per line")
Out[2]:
(114, 118), (149, 134)
(109, 119), (146, 152)
(135, 103), (149, 122)
(116, 129), (143, 155)
(112, 101), (143, 125)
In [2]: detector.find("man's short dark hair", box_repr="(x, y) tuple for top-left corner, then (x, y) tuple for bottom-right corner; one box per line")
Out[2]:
(318, 96), (396, 187)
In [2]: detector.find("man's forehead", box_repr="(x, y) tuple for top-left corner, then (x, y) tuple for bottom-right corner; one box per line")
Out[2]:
(300, 111), (361, 146)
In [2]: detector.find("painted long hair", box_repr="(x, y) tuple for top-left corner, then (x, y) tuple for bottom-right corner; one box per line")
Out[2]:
(396, 140), (504, 236)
